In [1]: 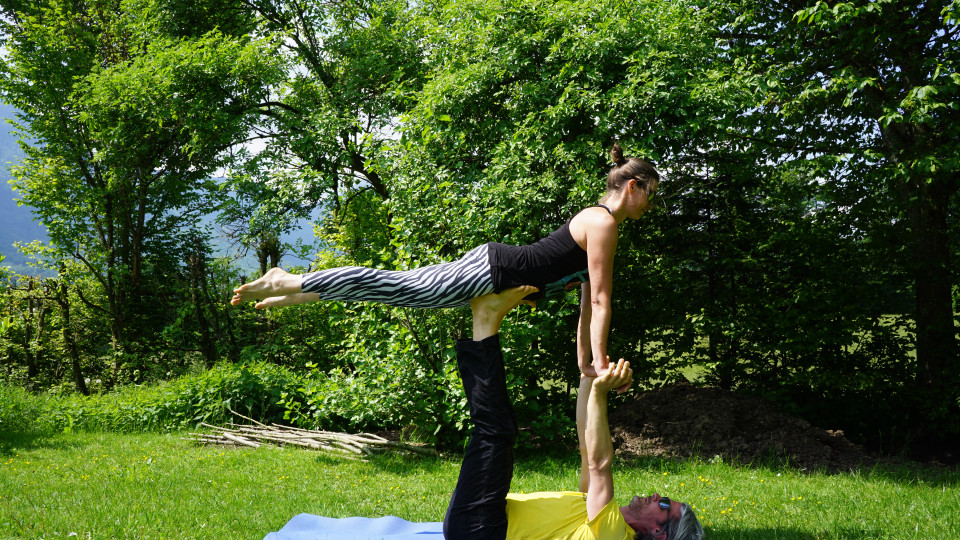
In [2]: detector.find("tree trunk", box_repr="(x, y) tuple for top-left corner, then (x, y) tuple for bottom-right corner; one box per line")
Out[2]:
(257, 233), (281, 276)
(189, 245), (218, 368)
(58, 280), (90, 396)
(23, 280), (37, 384)
(909, 179), (957, 395)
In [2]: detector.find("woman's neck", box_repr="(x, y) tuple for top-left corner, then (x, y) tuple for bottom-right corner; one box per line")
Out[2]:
(599, 193), (629, 224)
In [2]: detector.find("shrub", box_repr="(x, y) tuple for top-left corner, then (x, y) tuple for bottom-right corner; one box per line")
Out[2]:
(279, 356), (469, 447)
(1, 363), (305, 435)
(0, 384), (61, 436)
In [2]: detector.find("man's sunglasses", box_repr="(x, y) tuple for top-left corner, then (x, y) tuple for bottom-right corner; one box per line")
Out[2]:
(659, 497), (672, 512)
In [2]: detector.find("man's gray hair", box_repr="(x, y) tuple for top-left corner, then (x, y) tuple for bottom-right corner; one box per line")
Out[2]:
(636, 502), (705, 540)
(667, 503), (704, 540)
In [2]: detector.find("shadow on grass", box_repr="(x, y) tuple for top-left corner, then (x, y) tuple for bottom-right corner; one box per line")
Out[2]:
(615, 450), (960, 487)
(740, 455), (960, 487)
(864, 459), (960, 486)
(0, 430), (53, 455)
(0, 429), (93, 455)
(331, 451), (448, 475)
(707, 525), (892, 539)
(705, 526), (821, 539)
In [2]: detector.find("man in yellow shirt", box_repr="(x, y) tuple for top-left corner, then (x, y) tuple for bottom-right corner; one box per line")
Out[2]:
(443, 286), (703, 540)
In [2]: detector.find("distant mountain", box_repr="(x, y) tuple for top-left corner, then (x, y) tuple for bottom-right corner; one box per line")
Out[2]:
(0, 102), (50, 275)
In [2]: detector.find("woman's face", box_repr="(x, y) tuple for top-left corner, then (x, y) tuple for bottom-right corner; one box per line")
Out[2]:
(628, 179), (656, 219)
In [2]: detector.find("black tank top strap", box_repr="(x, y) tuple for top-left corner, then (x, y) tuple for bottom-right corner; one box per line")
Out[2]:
(595, 203), (613, 216)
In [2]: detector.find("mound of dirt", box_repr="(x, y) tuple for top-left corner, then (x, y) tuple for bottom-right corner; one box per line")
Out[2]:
(610, 384), (874, 472)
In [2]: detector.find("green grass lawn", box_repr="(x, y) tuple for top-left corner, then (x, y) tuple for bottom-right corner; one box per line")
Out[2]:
(1, 431), (957, 539)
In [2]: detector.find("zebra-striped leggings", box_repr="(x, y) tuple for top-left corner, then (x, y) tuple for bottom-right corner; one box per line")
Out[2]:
(300, 244), (495, 309)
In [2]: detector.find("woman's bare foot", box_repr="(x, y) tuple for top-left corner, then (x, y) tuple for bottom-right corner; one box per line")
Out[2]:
(230, 267), (302, 306)
(470, 285), (538, 340)
(253, 292), (320, 310)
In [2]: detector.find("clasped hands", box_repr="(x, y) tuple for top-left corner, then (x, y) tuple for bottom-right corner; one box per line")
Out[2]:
(582, 356), (633, 394)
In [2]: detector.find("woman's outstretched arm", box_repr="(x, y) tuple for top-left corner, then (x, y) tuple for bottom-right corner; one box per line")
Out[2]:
(577, 282), (593, 375)
(583, 213), (618, 374)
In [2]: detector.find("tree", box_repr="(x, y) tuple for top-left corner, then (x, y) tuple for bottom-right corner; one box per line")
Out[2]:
(692, 1), (960, 448)
(0, 0), (285, 378)
(4, 278), (51, 389)
(711, 0), (960, 441)
(221, 0), (426, 256)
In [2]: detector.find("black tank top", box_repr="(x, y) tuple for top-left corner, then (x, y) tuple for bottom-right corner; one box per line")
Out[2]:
(487, 218), (590, 299)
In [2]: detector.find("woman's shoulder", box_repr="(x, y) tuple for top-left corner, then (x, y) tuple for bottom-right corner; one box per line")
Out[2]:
(568, 206), (618, 248)
(570, 206), (617, 229)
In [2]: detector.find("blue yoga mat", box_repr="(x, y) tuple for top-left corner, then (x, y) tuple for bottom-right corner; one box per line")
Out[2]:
(263, 514), (444, 540)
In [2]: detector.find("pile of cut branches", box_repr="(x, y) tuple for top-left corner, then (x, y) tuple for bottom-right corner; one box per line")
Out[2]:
(186, 413), (436, 459)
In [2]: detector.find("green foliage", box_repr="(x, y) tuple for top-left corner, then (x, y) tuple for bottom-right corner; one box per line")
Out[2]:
(371, 0), (727, 447)
(395, 0), (720, 248)
(1, 363), (304, 434)
(279, 335), (468, 442)
(708, 0), (960, 444)
(0, 383), (61, 436)
(0, 0), (286, 368)
(220, 0), (425, 246)
(271, 299), (579, 448)
(1, 0), (957, 458)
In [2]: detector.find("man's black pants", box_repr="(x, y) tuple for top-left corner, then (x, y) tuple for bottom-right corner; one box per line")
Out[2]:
(443, 335), (517, 540)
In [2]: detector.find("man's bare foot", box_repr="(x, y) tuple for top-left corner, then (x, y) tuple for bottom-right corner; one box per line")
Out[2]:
(471, 285), (538, 340)
(253, 292), (320, 309)
(230, 267), (302, 306)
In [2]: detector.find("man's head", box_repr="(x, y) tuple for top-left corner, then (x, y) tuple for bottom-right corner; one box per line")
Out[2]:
(620, 493), (705, 540)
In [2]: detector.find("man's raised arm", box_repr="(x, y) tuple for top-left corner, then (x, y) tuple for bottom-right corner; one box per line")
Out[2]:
(581, 359), (633, 521)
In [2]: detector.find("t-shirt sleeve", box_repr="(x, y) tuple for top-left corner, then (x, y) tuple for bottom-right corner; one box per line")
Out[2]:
(582, 498), (636, 540)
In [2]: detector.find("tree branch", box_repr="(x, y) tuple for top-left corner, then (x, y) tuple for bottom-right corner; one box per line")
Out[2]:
(259, 100), (304, 115)
(74, 284), (112, 316)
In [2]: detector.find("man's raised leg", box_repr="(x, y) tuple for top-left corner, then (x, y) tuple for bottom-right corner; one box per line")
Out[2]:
(470, 285), (538, 340)
(443, 286), (536, 540)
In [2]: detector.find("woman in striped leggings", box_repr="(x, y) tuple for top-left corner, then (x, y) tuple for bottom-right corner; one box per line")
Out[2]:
(231, 143), (658, 376)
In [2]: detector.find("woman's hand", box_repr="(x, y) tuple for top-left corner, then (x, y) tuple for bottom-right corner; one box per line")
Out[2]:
(588, 355), (611, 377)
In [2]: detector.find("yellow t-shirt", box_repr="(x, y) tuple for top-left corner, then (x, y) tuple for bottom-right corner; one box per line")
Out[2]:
(505, 491), (636, 540)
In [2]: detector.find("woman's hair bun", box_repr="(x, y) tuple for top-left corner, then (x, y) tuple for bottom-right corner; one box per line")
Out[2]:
(610, 142), (626, 166)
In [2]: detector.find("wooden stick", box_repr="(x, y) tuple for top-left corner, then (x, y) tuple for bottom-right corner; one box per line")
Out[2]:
(222, 432), (260, 448)
(185, 422), (437, 457)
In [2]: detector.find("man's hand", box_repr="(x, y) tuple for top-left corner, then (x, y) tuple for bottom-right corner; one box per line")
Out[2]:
(594, 358), (633, 394)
